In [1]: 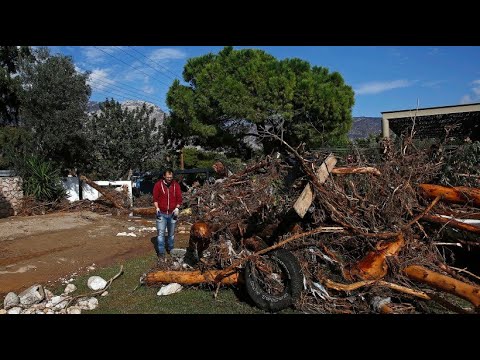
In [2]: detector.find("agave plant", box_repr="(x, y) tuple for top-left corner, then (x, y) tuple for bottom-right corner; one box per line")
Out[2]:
(22, 156), (66, 202)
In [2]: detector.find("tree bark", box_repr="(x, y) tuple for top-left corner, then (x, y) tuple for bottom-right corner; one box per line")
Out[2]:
(344, 233), (405, 281)
(419, 184), (480, 207)
(404, 265), (480, 309)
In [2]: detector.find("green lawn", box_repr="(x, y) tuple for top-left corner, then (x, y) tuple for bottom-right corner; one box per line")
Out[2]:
(58, 254), (296, 314)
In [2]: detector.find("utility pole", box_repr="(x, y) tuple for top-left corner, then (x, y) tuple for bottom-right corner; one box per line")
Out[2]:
(179, 148), (184, 170)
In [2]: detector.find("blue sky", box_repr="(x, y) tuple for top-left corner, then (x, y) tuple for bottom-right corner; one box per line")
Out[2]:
(48, 46), (480, 117)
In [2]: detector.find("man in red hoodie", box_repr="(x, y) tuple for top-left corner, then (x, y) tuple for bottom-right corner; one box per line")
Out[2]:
(153, 168), (183, 259)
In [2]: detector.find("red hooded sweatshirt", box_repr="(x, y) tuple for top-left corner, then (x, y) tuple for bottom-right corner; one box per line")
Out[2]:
(153, 179), (183, 214)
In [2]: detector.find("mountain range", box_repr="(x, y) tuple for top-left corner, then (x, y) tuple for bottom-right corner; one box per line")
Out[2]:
(88, 100), (381, 139)
(87, 100), (166, 128)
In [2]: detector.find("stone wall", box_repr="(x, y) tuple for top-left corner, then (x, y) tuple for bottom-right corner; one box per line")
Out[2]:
(0, 177), (23, 218)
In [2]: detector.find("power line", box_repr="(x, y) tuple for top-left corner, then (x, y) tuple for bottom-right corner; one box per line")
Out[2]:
(114, 46), (177, 83)
(93, 46), (171, 88)
(90, 77), (164, 105)
(74, 62), (166, 110)
(129, 46), (184, 80)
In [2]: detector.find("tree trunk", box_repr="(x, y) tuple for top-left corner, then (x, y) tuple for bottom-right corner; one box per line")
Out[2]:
(145, 270), (239, 286)
(79, 175), (125, 209)
(404, 265), (480, 309)
(331, 167), (381, 176)
(419, 184), (480, 207)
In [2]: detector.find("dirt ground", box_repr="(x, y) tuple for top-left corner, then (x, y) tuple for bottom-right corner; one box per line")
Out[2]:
(0, 211), (190, 297)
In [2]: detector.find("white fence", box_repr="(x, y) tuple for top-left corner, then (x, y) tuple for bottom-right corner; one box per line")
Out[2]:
(61, 177), (133, 206)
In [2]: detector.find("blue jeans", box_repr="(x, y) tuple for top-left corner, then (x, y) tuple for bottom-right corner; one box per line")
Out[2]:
(156, 212), (177, 255)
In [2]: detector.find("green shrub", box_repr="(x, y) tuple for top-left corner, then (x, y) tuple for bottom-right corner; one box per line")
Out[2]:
(21, 156), (66, 201)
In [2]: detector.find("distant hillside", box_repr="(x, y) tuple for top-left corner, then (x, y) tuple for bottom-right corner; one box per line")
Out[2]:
(349, 117), (381, 139)
(87, 100), (166, 128)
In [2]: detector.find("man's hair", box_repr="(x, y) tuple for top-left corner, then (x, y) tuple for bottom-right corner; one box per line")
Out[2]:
(164, 168), (174, 175)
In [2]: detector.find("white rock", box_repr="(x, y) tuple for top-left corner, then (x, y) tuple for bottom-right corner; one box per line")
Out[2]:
(76, 298), (90, 310)
(87, 297), (99, 310)
(50, 296), (68, 310)
(116, 232), (137, 237)
(4, 292), (20, 309)
(157, 283), (183, 296)
(45, 309), (54, 314)
(0, 309), (7, 314)
(64, 284), (77, 294)
(19, 285), (45, 306)
(7, 307), (22, 314)
(101, 291), (108, 296)
(31, 302), (46, 310)
(22, 308), (34, 314)
(44, 288), (54, 301)
(128, 226), (136, 231)
(87, 276), (107, 291)
(67, 306), (82, 314)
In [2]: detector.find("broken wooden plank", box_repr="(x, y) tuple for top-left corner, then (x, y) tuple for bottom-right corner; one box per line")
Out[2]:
(293, 183), (314, 218)
(419, 184), (480, 207)
(315, 154), (337, 184)
(293, 154), (337, 218)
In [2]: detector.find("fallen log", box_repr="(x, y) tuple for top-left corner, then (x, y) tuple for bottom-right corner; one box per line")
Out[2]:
(132, 207), (156, 216)
(331, 167), (381, 176)
(80, 175), (125, 209)
(145, 270), (239, 286)
(419, 184), (480, 207)
(421, 214), (480, 234)
(404, 265), (480, 309)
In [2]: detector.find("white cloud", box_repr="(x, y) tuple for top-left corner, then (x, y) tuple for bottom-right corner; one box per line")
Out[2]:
(472, 79), (480, 96)
(150, 48), (186, 62)
(460, 94), (473, 104)
(355, 80), (414, 95)
(81, 46), (125, 63)
(87, 68), (115, 90)
(422, 80), (446, 88)
(460, 79), (480, 103)
(142, 85), (155, 94)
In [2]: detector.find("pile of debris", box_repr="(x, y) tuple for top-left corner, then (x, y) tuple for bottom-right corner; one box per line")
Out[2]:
(142, 137), (480, 314)
(18, 178), (132, 216)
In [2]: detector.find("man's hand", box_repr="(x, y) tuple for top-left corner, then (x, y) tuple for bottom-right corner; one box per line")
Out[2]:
(173, 207), (180, 217)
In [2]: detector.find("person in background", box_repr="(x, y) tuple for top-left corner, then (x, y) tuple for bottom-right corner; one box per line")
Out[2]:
(153, 168), (182, 260)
